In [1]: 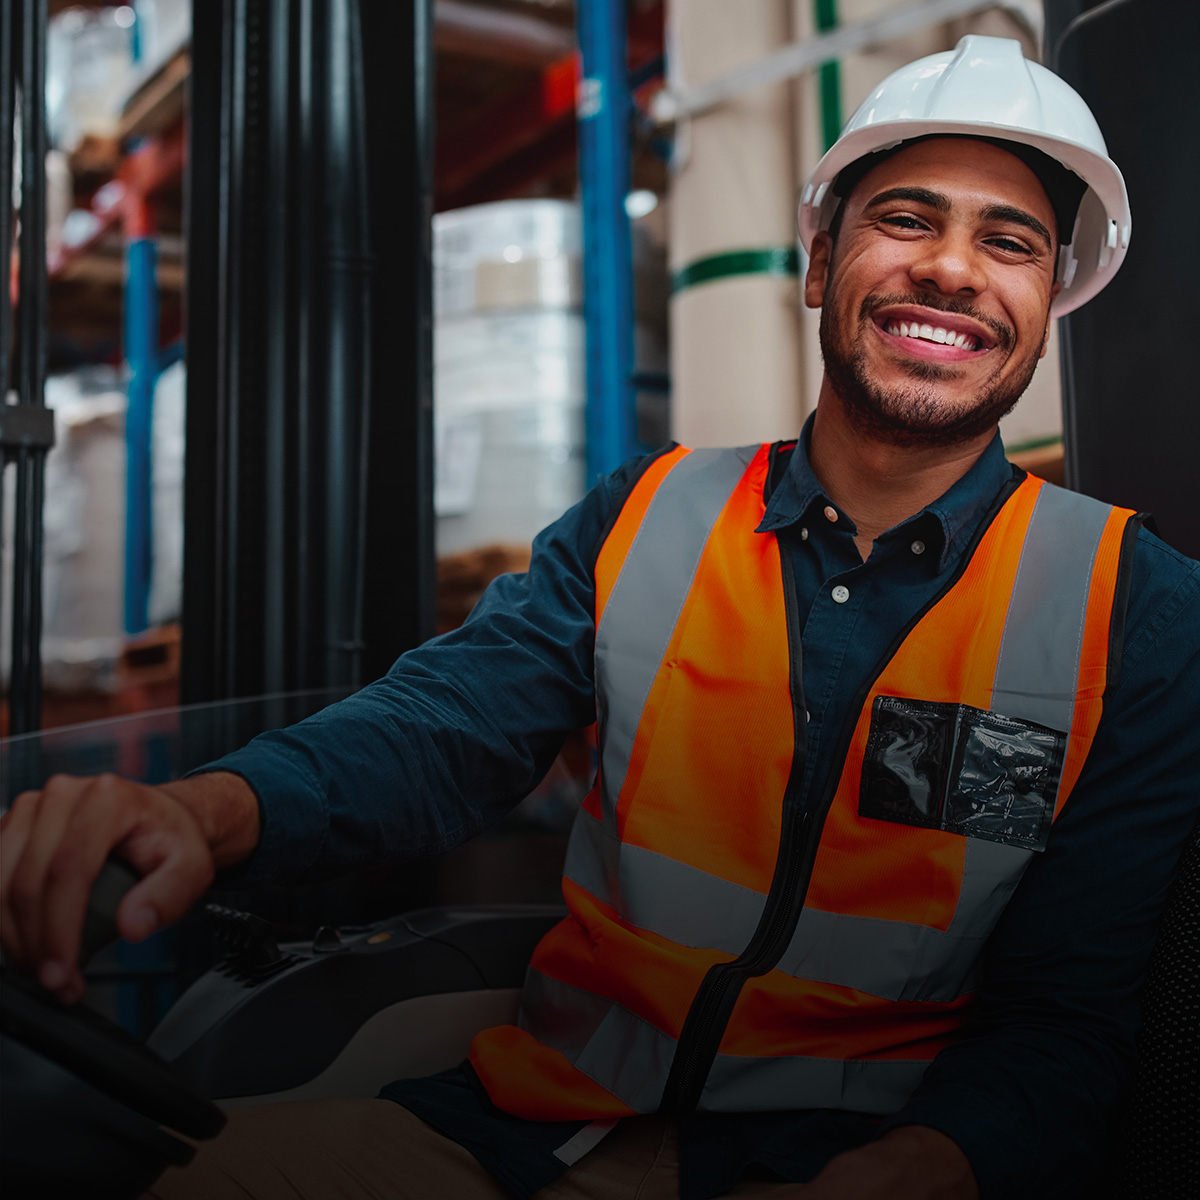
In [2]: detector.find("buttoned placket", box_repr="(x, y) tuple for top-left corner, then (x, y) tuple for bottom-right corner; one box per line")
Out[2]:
(783, 501), (944, 811)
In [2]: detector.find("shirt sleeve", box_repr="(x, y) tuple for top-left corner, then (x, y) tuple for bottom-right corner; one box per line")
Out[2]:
(193, 453), (658, 887)
(878, 528), (1200, 1200)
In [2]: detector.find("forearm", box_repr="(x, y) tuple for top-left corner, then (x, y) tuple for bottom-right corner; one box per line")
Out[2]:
(182, 458), (648, 887)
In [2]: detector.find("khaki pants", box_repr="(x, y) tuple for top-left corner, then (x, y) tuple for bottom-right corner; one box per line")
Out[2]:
(146, 1100), (790, 1199)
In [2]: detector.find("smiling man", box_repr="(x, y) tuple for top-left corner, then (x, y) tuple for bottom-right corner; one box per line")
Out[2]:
(814, 141), (1056, 448)
(3, 34), (1199, 1200)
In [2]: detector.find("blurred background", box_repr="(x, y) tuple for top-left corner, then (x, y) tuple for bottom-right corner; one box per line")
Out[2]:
(3, 0), (1196, 739)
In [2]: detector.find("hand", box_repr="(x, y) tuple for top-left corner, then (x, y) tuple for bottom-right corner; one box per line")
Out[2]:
(765, 1126), (979, 1200)
(0, 771), (259, 1005)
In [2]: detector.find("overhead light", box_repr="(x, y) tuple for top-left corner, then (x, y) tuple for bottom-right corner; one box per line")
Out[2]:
(625, 190), (658, 219)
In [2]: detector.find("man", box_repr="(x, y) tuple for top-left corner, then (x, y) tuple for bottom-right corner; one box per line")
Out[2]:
(2, 35), (1198, 1200)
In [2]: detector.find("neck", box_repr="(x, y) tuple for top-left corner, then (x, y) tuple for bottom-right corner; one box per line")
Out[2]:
(809, 379), (997, 560)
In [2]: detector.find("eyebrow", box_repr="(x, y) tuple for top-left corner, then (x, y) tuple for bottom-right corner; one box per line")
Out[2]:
(863, 186), (950, 213)
(862, 188), (1053, 250)
(979, 204), (1053, 250)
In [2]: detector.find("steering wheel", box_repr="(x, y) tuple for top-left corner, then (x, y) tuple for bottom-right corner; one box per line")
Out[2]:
(0, 861), (225, 1197)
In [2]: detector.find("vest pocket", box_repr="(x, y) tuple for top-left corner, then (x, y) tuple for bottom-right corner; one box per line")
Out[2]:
(859, 697), (1065, 852)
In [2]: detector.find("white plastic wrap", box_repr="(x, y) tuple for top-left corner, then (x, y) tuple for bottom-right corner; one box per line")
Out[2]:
(432, 200), (668, 556)
(149, 359), (185, 627)
(40, 369), (128, 692)
(434, 312), (586, 555)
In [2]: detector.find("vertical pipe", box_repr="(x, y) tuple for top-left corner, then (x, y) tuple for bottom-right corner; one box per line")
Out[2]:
(262, 0), (293, 692)
(358, 0), (436, 682)
(1, 0), (16, 694)
(576, 0), (639, 482)
(1, 0), (15, 398)
(812, 0), (843, 152)
(220, 0), (248, 694)
(10, 0), (48, 734)
(294, 0), (316, 684)
(319, 0), (370, 686)
(123, 204), (158, 634)
(669, 0), (803, 447)
(181, 0), (225, 703)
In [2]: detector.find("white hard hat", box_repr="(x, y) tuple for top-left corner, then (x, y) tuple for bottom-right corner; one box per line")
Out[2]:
(798, 35), (1130, 317)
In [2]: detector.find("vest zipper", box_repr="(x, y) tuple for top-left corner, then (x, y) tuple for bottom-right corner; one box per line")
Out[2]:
(660, 538), (817, 1113)
(658, 474), (1021, 1115)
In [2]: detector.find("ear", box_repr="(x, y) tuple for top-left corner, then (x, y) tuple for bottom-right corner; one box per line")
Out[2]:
(804, 232), (833, 309)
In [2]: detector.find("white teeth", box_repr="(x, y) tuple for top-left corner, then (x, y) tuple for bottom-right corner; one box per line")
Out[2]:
(884, 318), (981, 350)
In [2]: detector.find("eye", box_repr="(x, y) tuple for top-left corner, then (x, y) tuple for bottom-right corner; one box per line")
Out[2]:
(880, 214), (927, 231)
(986, 235), (1034, 256)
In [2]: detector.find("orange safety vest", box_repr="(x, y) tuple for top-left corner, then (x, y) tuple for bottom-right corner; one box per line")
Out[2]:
(469, 442), (1138, 1121)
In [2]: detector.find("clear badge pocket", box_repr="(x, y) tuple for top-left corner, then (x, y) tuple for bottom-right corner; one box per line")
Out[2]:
(858, 696), (1066, 852)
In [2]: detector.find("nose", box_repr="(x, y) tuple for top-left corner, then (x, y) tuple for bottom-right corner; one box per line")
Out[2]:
(908, 228), (987, 297)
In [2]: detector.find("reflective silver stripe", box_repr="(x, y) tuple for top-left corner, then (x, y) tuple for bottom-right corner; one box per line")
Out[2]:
(552, 1119), (618, 1165)
(520, 969), (930, 1115)
(519, 969), (676, 1112)
(778, 907), (982, 1003)
(566, 805), (998, 1002)
(595, 446), (757, 825)
(992, 483), (1111, 733)
(945, 834), (1031, 939)
(563, 806), (766, 958)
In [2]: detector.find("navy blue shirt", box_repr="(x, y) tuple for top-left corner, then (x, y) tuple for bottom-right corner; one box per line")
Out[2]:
(207, 423), (1200, 1200)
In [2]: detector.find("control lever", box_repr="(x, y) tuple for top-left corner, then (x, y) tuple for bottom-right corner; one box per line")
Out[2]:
(80, 858), (142, 965)
(206, 905), (297, 983)
(0, 856), (227, 1145)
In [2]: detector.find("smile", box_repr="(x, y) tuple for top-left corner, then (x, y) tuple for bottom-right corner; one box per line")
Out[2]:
(869, 305), (1001, 364)
(882, 320), (981, 351)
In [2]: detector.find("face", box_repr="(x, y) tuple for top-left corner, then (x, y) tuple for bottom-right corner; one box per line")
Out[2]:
(805, 138), (1061, 449)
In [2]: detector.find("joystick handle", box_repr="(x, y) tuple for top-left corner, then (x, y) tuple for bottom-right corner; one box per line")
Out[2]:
(80, 859), (142, 965)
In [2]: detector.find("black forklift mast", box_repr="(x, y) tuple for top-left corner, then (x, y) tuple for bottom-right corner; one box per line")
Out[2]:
(1, 0), (437, 729)
(183, 0), (436, 703)
(1049, 0), (1200, 560)
(1, 0), (54, 736)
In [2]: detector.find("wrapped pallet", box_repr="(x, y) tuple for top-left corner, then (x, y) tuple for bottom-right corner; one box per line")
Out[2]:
(433, 199), (667, 557)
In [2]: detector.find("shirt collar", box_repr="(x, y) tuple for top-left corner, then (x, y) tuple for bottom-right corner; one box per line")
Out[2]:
(757, 413), (1016, 572)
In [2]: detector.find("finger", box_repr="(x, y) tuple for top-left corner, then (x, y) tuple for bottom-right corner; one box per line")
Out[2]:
(3, 776), (94, 980)
(114, 802), (215, 942)
(0, 791), (41, 967)
(38, 775), (145, 994)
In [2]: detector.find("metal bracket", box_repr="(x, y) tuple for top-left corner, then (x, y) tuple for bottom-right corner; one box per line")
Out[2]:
(0, 405), (55, 451)
(652, 0), (1044, 126)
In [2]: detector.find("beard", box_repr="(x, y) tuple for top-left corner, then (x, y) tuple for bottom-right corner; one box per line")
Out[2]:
(819, 289), (1046, 450)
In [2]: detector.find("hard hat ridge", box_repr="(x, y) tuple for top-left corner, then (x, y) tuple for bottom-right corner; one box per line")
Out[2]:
(798, 35), (1131, 316)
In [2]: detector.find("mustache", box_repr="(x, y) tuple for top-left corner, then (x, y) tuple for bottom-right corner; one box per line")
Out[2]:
(859, 293), (1014, 351)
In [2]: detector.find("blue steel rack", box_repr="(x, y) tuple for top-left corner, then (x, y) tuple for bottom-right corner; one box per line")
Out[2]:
(575, 0), (645, 483)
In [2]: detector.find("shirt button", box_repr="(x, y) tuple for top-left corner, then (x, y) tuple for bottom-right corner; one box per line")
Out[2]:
(911, 540), (926, 555)
(831, 585), (850, 604)
(800, 527), (809, 541)
(823, 505), (838, 523)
